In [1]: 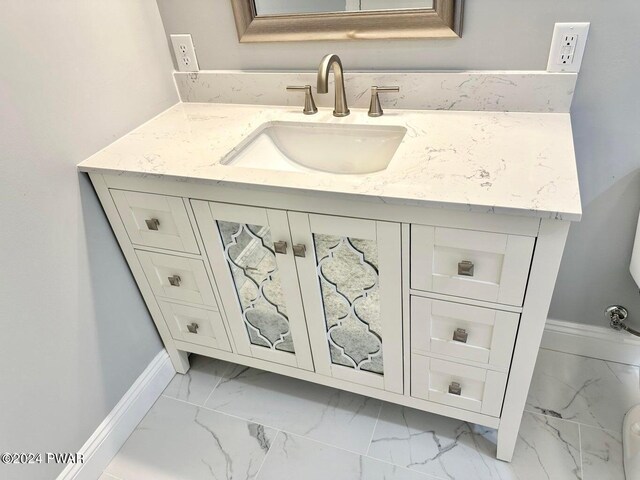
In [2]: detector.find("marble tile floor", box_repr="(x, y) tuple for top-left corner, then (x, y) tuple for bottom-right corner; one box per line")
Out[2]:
(102, 349), (637, 480)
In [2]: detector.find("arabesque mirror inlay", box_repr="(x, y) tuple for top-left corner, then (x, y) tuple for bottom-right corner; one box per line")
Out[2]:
(314, 234), (384, 375)
(218, 221), (296, 353)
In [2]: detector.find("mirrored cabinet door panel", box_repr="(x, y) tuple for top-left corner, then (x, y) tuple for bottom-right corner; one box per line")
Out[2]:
(192, 201), (314, 371)
(289, 212), (403, 393)
(314, 233), (383, 374)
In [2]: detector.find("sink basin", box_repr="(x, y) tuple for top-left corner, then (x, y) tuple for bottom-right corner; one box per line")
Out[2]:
(222, 121), (406, 175)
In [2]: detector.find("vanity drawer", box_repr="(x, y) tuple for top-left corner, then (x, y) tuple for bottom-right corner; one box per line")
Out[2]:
(136, 250), (218, 307)
(111, 189), (199, 254)
(410, 225), (535, 306)
(411, 296), (519, 370)
(159, 300), (231, 351)
(411, 354), (507, 417)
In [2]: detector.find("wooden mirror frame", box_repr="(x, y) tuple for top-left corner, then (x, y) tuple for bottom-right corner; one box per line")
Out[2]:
(230, 0), (463, 43)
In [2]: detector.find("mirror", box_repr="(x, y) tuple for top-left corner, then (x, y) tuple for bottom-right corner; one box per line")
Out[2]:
(231, 0), (462, 42)
(254, 1), (434, 16)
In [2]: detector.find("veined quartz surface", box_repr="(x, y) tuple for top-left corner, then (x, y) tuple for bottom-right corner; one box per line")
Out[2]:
(175, 71), (577, 113)
(78, 102), (582, 220)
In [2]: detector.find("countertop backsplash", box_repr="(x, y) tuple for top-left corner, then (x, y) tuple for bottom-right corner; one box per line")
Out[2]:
(175, 70), (577, 113)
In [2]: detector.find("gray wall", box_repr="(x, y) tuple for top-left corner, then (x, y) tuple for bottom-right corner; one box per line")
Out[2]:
(156, 0), (640, 328)
(0, 1), (178, 479)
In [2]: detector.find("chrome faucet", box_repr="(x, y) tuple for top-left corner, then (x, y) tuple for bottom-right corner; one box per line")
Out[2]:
(317, 54), (349, 117)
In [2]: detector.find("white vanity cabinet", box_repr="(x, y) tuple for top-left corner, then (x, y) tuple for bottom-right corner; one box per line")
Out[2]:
(87, 173), (570, 463)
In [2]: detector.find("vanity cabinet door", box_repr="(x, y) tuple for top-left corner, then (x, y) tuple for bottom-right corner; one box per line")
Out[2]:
(289, 213), (403, 394)
(191, 201), (314, 371)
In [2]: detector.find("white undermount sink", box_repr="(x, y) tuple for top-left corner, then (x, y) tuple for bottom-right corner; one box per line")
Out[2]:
(221, 121), (407, 175)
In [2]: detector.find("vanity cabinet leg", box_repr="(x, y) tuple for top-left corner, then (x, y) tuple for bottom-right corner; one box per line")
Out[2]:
(496, 421), (519, 461)
(168, 348), (190, 374)
(496, 219), (570, 462)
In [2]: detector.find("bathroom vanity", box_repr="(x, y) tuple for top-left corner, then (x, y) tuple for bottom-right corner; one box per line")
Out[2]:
(79, 102), (581, 462)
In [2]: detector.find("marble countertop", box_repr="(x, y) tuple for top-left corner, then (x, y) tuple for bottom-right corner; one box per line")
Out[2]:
(78, 102), (581, 221)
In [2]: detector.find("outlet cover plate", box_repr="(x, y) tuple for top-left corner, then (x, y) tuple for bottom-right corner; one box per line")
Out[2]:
(547, 22), (590, 73)
(170, 34), (199, 73)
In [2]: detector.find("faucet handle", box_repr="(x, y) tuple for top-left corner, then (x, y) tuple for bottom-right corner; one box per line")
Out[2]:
(286, 85), (318, 115)
(368, 86), (400, 117)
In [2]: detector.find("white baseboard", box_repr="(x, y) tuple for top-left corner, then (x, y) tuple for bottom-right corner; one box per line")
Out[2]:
(542, 318), (640, 365)
(57, 350), (175, 480)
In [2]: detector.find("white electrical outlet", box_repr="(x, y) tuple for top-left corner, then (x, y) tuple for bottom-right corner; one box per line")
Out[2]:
(547, 23), (590, 73)
(170, 34), (199, 73)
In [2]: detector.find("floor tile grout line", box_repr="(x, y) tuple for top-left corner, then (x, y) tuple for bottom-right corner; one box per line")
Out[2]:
(363, 453), (444, 480)
(163, 396), (284, 432)
(101, 471), (125, 480)
(539, 347), (640, 368)
(524, 408), (583, 426)
(524, 406), (636, 440)
(528, 407), (590, 479)
(280, 429), (444, 480)
(254, 429), (282, 480)
(365, 401), (384, 456)
(200, 361), (235, 407)
(571, 422), (623, 436)
(524, 407), (609, 430)
(164, 395), (374, 456)
(578, 423), (584, 480)
(161, 395), (443, 480)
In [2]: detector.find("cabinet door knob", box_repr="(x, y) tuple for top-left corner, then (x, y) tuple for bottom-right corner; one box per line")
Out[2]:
(293, 244), (307, 258)
(274, 241), (288, 255)
(168, 275), (181, 287)
(186, 322), (199, 334)
(453, 328), (468, 343)
(448, 382), (462, 396)
(145, 218), (160, 231)
(458, 260), (474, 276)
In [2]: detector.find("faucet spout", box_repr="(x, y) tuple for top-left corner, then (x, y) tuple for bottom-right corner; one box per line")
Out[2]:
(317, 54), (350, 117)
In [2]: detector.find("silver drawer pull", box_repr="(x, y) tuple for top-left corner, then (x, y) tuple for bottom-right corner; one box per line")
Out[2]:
(168, 275), (182, 287)
(186, 322), (199, 334)
(448, 382), (462, 396)
(274, 241), (288, 255)
(293, 244), (307, 258)
(453, 328), (468, 343)
(145, 218), (160, 231)
(458, 260), (474, 277)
